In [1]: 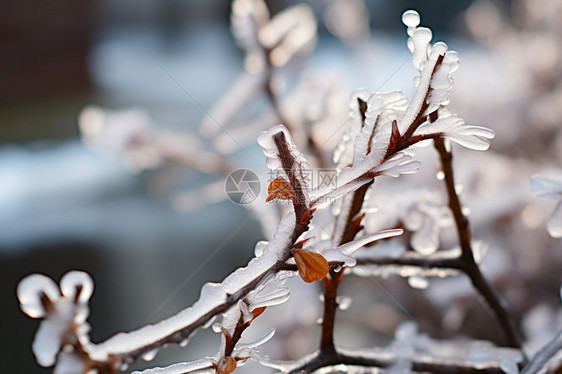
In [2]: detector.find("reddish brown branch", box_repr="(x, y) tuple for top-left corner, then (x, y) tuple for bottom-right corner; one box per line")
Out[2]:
(356, 254), (462, 270)
(433, 137), (522, 351)
(74, 131), (316, 373)
(402, 54), (445, 140)
(285, 350), (509, 374)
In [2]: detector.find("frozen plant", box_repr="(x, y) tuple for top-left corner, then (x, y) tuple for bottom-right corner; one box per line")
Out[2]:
(17, 4), (562, 374)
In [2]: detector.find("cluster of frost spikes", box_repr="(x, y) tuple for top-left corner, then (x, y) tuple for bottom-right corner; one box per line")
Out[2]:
(16, 271), (94, 373)
(398, 10), (495, 151)
(16, 119), (405, 373)
(25, 6), (562, 374)
(261, 321), (523, 373)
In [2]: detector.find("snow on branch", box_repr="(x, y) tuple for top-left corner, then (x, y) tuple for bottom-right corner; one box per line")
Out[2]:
(19, 5), (558, 374)
(18, 119), (408, 373)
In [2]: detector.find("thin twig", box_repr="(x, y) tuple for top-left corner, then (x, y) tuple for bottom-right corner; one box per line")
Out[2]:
(285, 349), (509, 374)
(75, 130), (316, 374)
(433, 137), (522, 351)
(318, 97), (373, 354)
(356, 254), (462, 270)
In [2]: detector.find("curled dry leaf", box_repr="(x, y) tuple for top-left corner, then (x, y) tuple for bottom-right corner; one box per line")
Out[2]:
(266, 177), (296, 202)
(292, 249), (329, 283)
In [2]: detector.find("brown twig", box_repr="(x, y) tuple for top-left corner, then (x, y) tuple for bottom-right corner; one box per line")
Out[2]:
(75, 130), (315, 373)
(318, 97), (373, 354)
(356, 253), (462, 270)
(433, 137), (522, 351)
(285, 349), (509, 374)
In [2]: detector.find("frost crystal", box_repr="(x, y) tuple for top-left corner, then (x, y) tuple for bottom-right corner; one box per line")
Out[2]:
(131, 359), (214, 374)
(17, 271), (94, 367)
(322, 229), (403, 267)
(414, 115), (495, 151)
(258, 125), (307, 168)
(18, 274), (61, 318)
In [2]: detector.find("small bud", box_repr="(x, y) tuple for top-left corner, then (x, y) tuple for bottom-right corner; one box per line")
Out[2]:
(251, 306), (267, 320)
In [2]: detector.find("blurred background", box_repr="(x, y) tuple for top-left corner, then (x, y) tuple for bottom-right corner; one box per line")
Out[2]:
(2, 0), (562, 372)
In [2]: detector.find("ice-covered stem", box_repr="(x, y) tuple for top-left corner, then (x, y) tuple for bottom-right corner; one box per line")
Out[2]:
(402, 54), (444, 140)
(319, 268), (344, 354)
(356, 252), (462, 270)
(284, 349), (507, 374)
(383, 59), (445, 161)
(521, 330), (562, 374)
(433, 137), (522, 351)
(319, 182), (371, 354)
(319, 98), (376, 354)
(272, 131), (309, 218)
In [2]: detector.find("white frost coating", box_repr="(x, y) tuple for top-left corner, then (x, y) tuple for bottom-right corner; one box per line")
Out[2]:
(408, 27), (432, 71)
(18, 274), (61, 318)
(531, 174), (562, 238)
(334, 89), (371, 168)
(413, 115), (495, 151)
(310, 150), (420, 206)
(353, 91), (409, 165)
(60, 271), (94, 304)
(54, 351), (86, 374)
(323, 229), (404, 266)
(33, 299), (77, 366)
(131, 359), (214, 374)
(425, 46), (461, 115)
(234, 328), (276, 353)
(247, 284), (290, 309)
(372, 91), (409, 133)
(222, 212), (296, 294)
(239, 300), (254, 324)
(89, 283), (227, 360)
(371, 151), (421, 178)
(17, 271), (94, 368)
(310, 176), (372, 209)
(397, 50), (440, 134)
(402, 10), (420, 28)
(257, 124), (309, 174)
